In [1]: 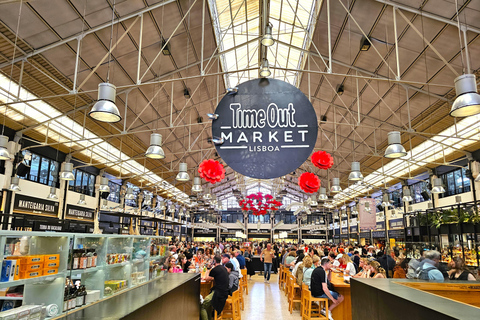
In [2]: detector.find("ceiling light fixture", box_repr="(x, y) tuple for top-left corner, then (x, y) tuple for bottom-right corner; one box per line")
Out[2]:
(59, 162), (75, 181)
(192, 177), (202, 193)
(431, 178), (445, 194)
(184, 89), (191, 99)
(203, 188), (212, 200)
(125, 187), (135, 200)
(331, 178), (342, 193)
(336, 84), (344, 96)
(211, 137), (224, 145)
(47, 187), (58, 200)
(226, 87), (238, 95)
(0, 136), (10, 160)
(145, 133), (165, 159)
(318, 187), (328, 201)
(259, 59), (271, 77)
(360, 36), (371, 51)
(310, 194), (318, 206)
(381, 193), (390, 208)
(402, 189), (413, 202)
(161, 38), (171, 55)
(384, 131), (407, 158)
(207, 113), (219, 120)
(77, 194), (87, 205)
(348, 162), (363, 181)
(261, 23), (275, 46)
(99, 177), (110, 193)
(89, 83), (122, 123)
(450, 74), (480, 117)
(176, 163), (190, 182)
(9, 176), (20, 192)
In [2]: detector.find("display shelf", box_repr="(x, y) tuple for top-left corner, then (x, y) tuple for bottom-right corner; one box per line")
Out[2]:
(132, 258), (146, 264)
(69, 266), (102, 275)
(105, 261), (130, 268)
(0, 272), (66, 290)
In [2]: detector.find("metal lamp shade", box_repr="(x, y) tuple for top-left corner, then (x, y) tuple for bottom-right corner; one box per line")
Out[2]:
(402, 189), (413, 202)
(60, 162), (75, 181)
(99, 177), (110, 193)
(176, 163), (190, 181)
(145, 133), (165, 159)
(310, 194), (318, 206)
(450, 74), (480, 117)
(89, 83), (122, 123)
(331, 178), (342, 193)
(0, 136), (10, 160)
(158, 201), (166, 210)
(431, 178), (445, 194)
(47, 187), (58, 200)
(192, 177), (202, 192)
(384, 131), (407, 158)
(9, 176), (21, 192)
(125, 187), (135, 200)
(318, 187), (328, 200)
(348, 162), (363, 181)
(259, 60), (271, 77)
(203, 188), (212, 200)
(77, 194), (87, 205)
(261, 24), (275, 46)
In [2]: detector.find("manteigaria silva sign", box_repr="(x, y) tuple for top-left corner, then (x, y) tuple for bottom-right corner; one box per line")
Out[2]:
(212, 78), (318, 179)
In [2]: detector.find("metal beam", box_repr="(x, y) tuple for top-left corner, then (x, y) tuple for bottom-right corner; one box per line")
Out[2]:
(374, 0), (480, 35)
(0, 0), (177, 70)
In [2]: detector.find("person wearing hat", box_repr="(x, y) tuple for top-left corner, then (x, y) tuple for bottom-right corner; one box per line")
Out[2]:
(224, 262), (239, 295)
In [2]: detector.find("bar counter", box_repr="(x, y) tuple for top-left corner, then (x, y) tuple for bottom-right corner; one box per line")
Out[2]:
(54, 273), (200, 320)
(329, 271), (352, 320)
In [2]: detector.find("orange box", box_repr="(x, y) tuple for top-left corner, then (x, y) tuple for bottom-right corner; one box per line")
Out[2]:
(20, 263), (43, 272)
(13, 262), (20, 281)
(44, 254), (59, 262)
(43, 268), (58, 276)
(15, 255), (45, 265)
(19, 270), (42, 279)
(44, 261), (59, 268)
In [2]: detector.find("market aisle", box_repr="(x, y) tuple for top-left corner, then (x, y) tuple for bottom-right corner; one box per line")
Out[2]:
(242, 273), (299, 320)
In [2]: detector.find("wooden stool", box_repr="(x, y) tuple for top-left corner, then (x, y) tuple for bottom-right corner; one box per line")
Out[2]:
(284, 269), (292, 297)
(241, 269), (248, 295)
(238, 280), (244, 311)
(302, 285), (329, 320)
(288, 274), (302, 314)
(279, 266), (287, 291)
(215, 290), (241, 320)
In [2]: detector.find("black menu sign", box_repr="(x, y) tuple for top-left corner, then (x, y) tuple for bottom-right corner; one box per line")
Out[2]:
(13, 194), (59, 217)
(66, 204), (95, 221)
(212, 78), (318, 179)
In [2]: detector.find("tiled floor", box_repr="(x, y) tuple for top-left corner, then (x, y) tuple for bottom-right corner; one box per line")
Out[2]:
(242, 273), (300, 319)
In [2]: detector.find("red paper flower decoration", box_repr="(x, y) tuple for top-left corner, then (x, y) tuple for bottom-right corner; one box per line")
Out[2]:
(311, 151), (334, 170)
(238, 192), (282, 216)
(198, 159), (225, 184)
(298, 172), (320, 193)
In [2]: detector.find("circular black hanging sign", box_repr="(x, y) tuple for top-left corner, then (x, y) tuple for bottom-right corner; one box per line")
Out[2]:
(212, 78), (318, 179)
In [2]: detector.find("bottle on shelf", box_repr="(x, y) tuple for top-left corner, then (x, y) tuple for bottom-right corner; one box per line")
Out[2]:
(79, 250), (88, 269)
(63, 287), (69, 313)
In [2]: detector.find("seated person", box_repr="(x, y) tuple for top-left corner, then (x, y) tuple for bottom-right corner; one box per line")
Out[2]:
(303, 255), (320, 289)
(225, 262), (239, 295)
(311, 257), (344, 320)
(201, 255), (229, 320)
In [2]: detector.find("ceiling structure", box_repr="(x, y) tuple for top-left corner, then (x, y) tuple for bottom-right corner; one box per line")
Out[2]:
(0, 0), (479, 211)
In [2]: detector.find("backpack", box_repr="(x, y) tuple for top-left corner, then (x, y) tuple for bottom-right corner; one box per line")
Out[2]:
(416, 266), (437, 280)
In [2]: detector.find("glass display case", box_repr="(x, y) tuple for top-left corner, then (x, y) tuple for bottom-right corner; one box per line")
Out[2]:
(0, 231), (168, 319)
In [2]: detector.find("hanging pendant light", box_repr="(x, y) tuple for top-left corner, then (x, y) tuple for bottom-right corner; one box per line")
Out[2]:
(144, 194), (152, 206)
(77, 194), (87, 205)
(125, 187), (135, 200)
(192, 177), (202, 193)
(431, 178), (445, 194)
(168, 204), (176, 213)
(145, 133), (165, 159)
(381, 193), (390, 208)
(89, 83), (122, 123)
(9, 176), (21, 192)
(348, 162), (363, 181)
(99, 177), (110, 193)
(310, 194), (318, 206)
(158, 200), (166, 211)
(176, 163), (190, 181)
(203, 187), (212, 200)
(402, 189), (413, 202)
(261, 23), (275, 46)
(318, 187), (328, 200)
(47, 187), (58, 200)
(101, 199), (109, 210)
(384, 131), (407, 158)
(364, 201), (371, 212)
(331, 178), (342, 193)
(59, 162), (75, 181)
(259, 59), (271, 77)
(450, 74), (480, 117)
(390, 209), (396, 218)
(0, 136), (10, 160)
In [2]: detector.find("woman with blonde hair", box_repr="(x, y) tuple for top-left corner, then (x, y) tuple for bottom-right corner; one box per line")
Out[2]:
(303, 255), (320, 289)
(365, 261), (386, 278)
(339, 253), (356, 276)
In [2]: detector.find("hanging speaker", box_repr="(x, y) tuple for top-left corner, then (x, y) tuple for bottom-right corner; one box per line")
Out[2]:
(101, 192), (110, 200)
(421, 191), (430, 201)
(16, 162), (30, 177)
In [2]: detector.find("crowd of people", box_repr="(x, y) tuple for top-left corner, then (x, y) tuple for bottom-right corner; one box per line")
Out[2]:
(162, 241), (479, 320)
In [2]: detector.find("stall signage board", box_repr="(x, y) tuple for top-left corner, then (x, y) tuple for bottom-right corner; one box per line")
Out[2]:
(388, 229), (405, 238)
(66, 204), (95, 221)
(375, 220), (385, 230)
(33, 221), (63, 232)
(389, 218), (404, 229)
(212, 78), (318, 179)
(350, 226), (358, 233)
(341, 227), (348, 234)
(359, 198), (376, 230)
(13, 194), (59, 217)
(372, 231), (386, 238)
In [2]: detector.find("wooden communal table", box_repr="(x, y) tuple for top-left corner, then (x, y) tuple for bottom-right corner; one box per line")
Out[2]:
(329, 271), (352, 320)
